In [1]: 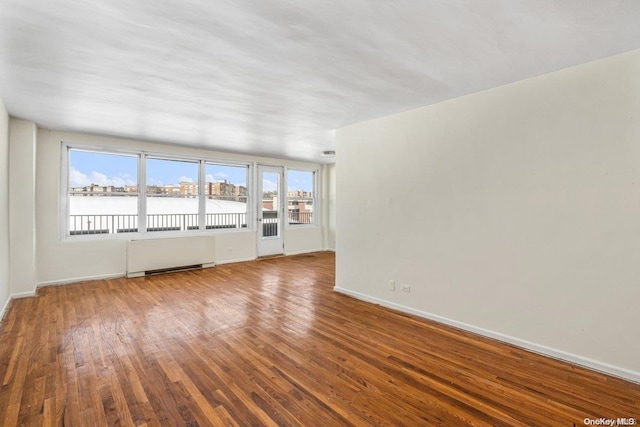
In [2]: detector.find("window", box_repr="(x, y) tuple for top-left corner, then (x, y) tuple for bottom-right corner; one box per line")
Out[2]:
(204, 163), (249, 230)
(64, 144), (252, 237)
(287, 169), (316, 225)
(68, 149), (139, 235)
(146, 157), (199, 232)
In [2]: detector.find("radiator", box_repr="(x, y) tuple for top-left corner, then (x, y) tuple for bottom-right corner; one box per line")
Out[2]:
(126, 236), (216, 277)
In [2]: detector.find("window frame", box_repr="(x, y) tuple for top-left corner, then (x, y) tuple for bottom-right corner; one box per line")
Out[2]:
(202, 160), (252, 232)
(61, 142), (253, 240)
(144, 155), (201, 233)
(284, 167), (319, 228)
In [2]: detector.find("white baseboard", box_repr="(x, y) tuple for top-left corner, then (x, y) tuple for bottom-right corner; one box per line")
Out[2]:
(0, 295), (11, 321)
(126, 272), (145, 278)
(215, 256), (256, 265)
(0, 290), (37, 322)
(37, 272), (125, 288)
(333, 286), (640, 385)
(213, 250), (330, 265)
(285, 248), (325, 256)
(11, 291), (37, 298)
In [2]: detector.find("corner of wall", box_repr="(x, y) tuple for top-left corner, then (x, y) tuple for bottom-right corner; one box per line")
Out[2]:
(321, 163), (336, 251)
(8, 119), (38, 297)
(335, 48), (640, 382)
(0, 98), (10, 317)
(333, 287), (640, 384)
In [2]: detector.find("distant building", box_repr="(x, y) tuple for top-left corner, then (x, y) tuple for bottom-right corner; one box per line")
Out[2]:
(262, 197), (277, 211)
(234, 185), (248, 201)
(115, 181), (248, 199)
(146, 185), (164, 195)
(288, 190), (312, 199)
(287, 190), (313, 224)
(210, 180), (233, 199)
(146, 185), (180, 196)
(162, 185), (178, 195)
(179, 182), (198, 196)
(70, 184), (125, 195)
(201, 180), (248, 201)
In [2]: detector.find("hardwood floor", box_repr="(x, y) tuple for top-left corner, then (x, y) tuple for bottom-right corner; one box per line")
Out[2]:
(0, 252), (638, 426)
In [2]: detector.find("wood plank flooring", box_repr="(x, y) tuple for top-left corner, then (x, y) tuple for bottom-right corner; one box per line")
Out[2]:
(1, 252), (638, 426)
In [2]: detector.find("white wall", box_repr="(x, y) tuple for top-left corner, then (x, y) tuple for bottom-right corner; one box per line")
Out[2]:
(9, 119), (37, 296)
(327, 163), (336, 250)
(336, 48), (640, 381)
(36, 129), (325, 284)
(0, 99), (10, 318)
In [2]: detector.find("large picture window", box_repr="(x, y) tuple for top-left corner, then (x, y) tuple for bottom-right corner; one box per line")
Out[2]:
(287, 169), (316, 225)
(64, 145), (252, 237)
(146, 157), (199, 232)
(204, 163), (249, 229)
(68, 149), (139, 235)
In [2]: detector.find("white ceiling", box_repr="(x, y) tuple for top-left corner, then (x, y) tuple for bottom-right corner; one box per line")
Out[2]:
(2, 1), (640, 163)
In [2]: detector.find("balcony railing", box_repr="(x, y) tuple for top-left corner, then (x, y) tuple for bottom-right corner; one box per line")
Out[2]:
(69, 213), (247, 235)
(288, 211), (313, 225)
(69, 211), (312, 236)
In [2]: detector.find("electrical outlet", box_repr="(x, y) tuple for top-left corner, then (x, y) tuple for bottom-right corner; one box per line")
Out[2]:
(400, 283), (411, 293)
(389, 280), (395, 291)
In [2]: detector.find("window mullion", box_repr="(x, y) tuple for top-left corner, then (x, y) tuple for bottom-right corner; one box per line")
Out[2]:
(314, 169), (318, 226)
(139, 153), (147, 233)
(61, 144), (71, 238)
(199, 160), (206, 230)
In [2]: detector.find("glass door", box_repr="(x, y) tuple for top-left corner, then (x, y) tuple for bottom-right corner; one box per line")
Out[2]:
(257, 165), (284, 257)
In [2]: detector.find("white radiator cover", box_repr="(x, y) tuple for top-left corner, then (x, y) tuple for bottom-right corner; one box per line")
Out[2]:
(126, 236), (215, 277)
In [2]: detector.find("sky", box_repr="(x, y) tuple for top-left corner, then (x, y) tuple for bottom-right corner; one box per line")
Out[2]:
(286, 170), (313, 192)
(69, 150), (313, 192)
